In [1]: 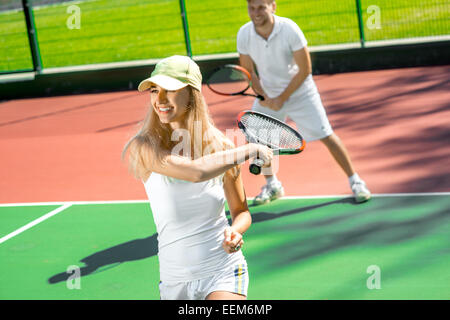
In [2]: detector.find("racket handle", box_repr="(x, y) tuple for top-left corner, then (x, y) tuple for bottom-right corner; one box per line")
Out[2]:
(256, 94), (265, 101)
(249, 158), (265, 175)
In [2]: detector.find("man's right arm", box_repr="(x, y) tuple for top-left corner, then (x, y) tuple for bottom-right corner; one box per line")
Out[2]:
(239, 54), (267, 99)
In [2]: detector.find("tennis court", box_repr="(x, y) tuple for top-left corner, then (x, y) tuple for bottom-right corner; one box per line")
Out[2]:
(1, 194), (449, 299)
(1, 65), (449, 300)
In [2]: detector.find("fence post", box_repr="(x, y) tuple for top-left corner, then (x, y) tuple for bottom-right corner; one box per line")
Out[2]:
(22, 0), (43, 73)
(355, 0), (366, 48)
(179, 0), (192, 57)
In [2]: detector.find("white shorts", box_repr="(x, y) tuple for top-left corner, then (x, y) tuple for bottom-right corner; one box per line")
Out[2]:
(159, 262), (249, 300)
(252, 89), (333, 142)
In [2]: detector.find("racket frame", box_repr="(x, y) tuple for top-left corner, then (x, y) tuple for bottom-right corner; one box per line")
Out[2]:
(206, 65), (264, 100)
(237, 110), (306, 155)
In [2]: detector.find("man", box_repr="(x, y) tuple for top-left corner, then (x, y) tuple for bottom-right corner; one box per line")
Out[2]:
(237, 0), (371, 204)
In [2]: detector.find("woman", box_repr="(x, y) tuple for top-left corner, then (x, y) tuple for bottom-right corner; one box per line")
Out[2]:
(122, 55), (272, 300)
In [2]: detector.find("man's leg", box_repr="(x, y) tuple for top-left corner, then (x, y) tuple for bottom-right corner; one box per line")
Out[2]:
(320, 133), (371, 202)
(251, 102), (287, 205)
(320, 133), (355, 177)
(253, 166), (285, 205)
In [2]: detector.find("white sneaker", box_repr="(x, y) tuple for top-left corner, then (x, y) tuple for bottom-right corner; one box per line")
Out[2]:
(351, 181), (371, 203)
(253, 182), (285, 205)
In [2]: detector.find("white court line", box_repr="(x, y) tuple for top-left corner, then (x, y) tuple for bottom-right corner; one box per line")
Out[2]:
(0, 193), (448, 244)
(281, 192), (450, 200)
(0, 200), (150, 207)
(0, 192), (449, 207)
(0, 203), (72, 245)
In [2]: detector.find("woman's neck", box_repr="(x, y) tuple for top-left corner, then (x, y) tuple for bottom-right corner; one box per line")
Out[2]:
(169, 118), (189, 130)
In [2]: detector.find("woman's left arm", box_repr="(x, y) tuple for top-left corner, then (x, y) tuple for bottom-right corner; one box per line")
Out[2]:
(222, 167), (252, 254)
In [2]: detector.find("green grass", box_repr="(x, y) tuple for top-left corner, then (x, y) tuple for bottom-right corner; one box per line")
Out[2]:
(0, 0), (449, 72)
(0, 195), (449, 299)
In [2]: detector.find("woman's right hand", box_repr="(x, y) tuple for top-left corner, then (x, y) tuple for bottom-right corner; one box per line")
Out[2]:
(248, 143), (273, 167)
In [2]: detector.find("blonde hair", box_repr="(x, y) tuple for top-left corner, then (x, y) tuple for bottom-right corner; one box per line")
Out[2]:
(122, 86), (238, 181)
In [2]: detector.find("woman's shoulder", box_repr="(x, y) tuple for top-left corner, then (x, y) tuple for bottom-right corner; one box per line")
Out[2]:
(142, 172), (153, 185)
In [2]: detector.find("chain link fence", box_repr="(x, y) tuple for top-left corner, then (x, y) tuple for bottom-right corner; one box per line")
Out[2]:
(1, 0), (449, 73)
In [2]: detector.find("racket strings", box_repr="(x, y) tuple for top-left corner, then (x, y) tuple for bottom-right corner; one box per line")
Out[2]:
(241, 114), (302, 149)
(207, 67), (250, 94)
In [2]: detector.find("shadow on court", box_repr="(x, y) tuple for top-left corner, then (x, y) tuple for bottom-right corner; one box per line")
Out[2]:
(48, 234), (159, 284)
(48, 198), (354, 284)
(48, 196), (450, 285)
(324, 69), (450, 132)
(245, 197), (356, 224)
(248, 196), (450, 273)
(371, 126), (450, 193)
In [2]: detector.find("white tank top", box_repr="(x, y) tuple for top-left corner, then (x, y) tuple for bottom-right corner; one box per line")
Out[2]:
(143, 173), (245, 282)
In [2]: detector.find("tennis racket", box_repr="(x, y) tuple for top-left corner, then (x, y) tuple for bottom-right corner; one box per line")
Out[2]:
(237, 110), (306, 175)
(207, 64), (265, 100)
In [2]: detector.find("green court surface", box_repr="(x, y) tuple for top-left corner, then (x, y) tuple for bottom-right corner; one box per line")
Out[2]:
(0, 194), (449, 300)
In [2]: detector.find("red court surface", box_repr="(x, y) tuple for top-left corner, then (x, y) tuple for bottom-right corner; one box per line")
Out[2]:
(0, 65), (449, 204)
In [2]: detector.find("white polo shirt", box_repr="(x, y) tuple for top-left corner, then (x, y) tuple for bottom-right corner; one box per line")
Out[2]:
(237, 14), (316, 98)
